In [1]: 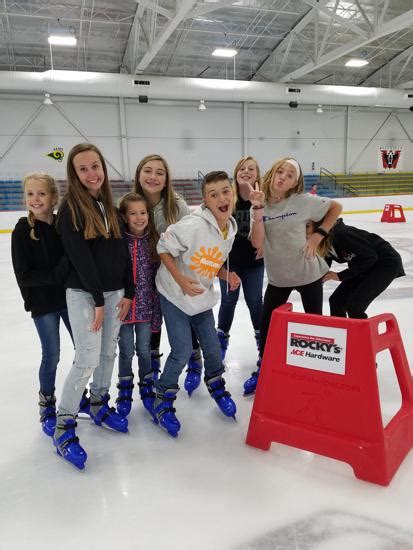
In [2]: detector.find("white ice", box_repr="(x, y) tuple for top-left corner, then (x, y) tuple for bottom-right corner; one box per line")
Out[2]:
(1, 211), (412, 550)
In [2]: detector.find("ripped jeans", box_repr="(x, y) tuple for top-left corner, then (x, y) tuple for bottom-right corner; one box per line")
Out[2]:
(58, 288), (124, 416)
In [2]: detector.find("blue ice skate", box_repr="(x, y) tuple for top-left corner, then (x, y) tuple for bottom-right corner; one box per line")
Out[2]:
(217, 329), (229, 361)
(206, 375), (236, 419)
(116, 376), (134, 417)
(138, 374), (158, 423)
(89, 393), (128, 433)
(184, 348), (203, 397)
(53, 418), (87, 470)
(38, 392), (56, 437)
(243, 358), (261, 396)
(150, 350), (163, 381)
(155, 389), (181, 437)
(78, 389), (90, 415)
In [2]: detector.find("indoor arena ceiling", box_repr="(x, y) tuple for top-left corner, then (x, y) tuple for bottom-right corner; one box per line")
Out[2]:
(1, 0), (413, 89)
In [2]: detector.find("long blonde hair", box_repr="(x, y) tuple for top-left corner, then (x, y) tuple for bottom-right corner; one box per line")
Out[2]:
(62, 143), (121, 239)
(23, 172), (59, 241)
(262, 157), (304, 201)
(134, 154), (180, 226)
(233, 156), (261, 211)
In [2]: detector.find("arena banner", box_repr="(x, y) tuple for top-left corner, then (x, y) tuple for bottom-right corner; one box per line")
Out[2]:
(378, 145), (403, 172)
(286, 322), (347, 375)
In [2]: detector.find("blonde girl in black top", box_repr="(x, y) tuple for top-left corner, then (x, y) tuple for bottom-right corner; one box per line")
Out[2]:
(12, 173), (72, 438)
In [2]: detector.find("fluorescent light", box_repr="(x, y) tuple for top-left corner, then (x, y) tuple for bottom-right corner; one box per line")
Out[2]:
(212, 48), (238, 58)
(48, 35), (77, 46)
(345, 58), (369, 67)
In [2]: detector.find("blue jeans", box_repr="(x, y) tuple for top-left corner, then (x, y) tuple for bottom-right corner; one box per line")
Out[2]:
(118, 322), (152, 380)
(218, 264), (264, 333)
(33, 308), (72, 396)
(58, 288), (124, 416)
(156, 295), (224, 394)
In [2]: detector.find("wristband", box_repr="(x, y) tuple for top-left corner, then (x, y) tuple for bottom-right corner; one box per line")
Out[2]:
(252, 205), (264, 210)
(314, 227), (329, 238)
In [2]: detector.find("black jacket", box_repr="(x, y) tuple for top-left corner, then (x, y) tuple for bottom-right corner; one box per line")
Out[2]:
(327, 218), (405, 282)
(11, 216), (68, 318)
(57, 199), (134, 307)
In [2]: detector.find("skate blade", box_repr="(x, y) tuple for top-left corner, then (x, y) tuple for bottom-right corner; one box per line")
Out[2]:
(55, 449), (86, 471)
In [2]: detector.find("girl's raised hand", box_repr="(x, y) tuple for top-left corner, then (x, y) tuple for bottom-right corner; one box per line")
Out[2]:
(91, 306), (104, 332)
(247, 181), (265, 207)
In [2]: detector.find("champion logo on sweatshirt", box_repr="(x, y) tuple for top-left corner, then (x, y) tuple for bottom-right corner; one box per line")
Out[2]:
(190, 246), (223, 279)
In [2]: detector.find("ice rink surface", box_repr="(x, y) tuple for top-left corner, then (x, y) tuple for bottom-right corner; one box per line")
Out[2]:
(1, 210), (412, 550)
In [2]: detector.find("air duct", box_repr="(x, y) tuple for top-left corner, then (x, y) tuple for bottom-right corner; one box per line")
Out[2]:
(0, 70), (412, 109)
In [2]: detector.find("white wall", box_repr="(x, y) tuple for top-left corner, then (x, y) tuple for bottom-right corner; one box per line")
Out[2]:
(2, 195), (413, 231)
(1, 94), (413, 181)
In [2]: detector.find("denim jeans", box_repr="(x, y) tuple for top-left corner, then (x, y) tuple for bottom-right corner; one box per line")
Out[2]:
(156, 294), (224, 394)
(118, 321), (152, 380)
(218, 264), (264, 333)
(58, 288), (124, 416)
(33, 308), (72, 396)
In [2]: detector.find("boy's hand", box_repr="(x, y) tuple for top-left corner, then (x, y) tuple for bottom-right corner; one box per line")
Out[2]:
(247, 181), (265, 207)
(116, 297), (132, 321)
(323, 271), (340, 282)
(179, 275), (204, 297)
(228, 271), (241, 291)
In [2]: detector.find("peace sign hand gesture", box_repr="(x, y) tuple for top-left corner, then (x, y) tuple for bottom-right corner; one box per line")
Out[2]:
(247, 181), (265, 208)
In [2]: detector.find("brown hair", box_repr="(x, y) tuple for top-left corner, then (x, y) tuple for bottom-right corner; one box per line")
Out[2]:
(201, 170), (230, 196)
(119, 192), (159, 261)
(134, 154), (180, 227)
(261, 157), (304, 201)
(62, 143), (121, 239)
(23, 172), (59, 241)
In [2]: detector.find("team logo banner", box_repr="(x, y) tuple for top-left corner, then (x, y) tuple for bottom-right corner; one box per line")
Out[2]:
(378, 146), (403, 172)
(286, 322), (347, 375)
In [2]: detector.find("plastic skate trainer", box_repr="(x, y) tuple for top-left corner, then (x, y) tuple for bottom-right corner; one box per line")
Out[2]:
(245, 303), (413, 486)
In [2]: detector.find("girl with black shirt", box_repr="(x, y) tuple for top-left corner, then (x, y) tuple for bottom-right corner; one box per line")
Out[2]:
(54, 143), (134, 470)
(12, 173), (72, 437)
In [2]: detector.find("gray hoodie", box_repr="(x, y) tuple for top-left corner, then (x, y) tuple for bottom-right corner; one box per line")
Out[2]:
(156, 206), (237, 316)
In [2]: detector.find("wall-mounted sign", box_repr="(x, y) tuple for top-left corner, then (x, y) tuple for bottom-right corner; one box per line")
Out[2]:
(46, 147), (64, 162)
(379, 146), (402, 172)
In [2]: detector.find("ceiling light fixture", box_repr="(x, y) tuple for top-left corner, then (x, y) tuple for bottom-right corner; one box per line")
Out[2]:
(345, 58), (369, 67)
(48, 34), (77, 46)
(316, 104), (323, 114)
(212, 48), (238, 58)
(198, 100), (207, 112)
(43, 92), (53, 105)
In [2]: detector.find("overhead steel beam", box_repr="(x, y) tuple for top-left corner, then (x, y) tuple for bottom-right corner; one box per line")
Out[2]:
(303, 0), (369, 39)
(249, 7), (314, 80)
(133, 0), (197, 74)
(281, 9), (413, 82)
(359, 45), (413, 86)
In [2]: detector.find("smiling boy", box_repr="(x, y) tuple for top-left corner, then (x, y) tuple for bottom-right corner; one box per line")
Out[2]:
(154, 170), (240, 436)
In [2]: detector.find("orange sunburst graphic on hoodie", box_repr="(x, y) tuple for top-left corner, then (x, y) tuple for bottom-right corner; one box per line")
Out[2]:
(190, 246), (223, 279)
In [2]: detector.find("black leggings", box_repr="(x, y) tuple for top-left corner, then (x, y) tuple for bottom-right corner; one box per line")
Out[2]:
(259, 278), (323, 357)
(329, 260), (401, 319)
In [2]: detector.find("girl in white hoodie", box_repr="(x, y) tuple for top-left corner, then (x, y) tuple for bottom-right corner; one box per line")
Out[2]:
(154, 171), (241, 437)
